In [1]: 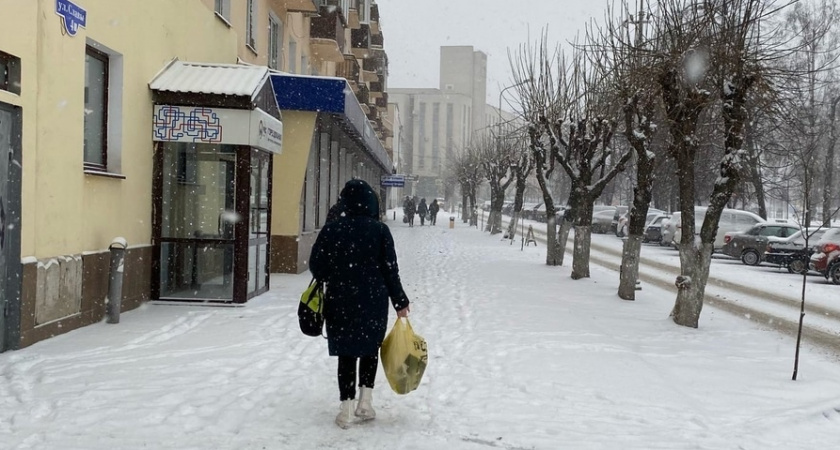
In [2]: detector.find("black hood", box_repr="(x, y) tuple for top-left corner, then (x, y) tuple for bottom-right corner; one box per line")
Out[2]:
(340, 179), (379, 219)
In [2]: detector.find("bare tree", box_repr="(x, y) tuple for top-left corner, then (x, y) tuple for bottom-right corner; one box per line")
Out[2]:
(474, 133), (516, 234)
(646, 0), (794, 328)
(513, 33), (633, 275)
(505, 133), (534, 240)
(590, 1), (664, 299)
(511, 36), (565, 265)
(449, 144), (483, 226)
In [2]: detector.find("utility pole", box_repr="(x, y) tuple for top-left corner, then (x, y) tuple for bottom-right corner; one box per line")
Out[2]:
(626, 0), (651, 48)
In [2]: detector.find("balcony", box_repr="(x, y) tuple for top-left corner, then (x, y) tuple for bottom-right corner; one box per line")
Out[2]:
(284, 0), (318, 14)
(347, 8), (361, 29)
(351, 24), (371, 59)
(369, 81), (383, 94)
(356, 83), (370, 106)
(336, 55), (360, 86)
(375, 92), (389, 111)
(309, 38), (344, 64)
(310, 8), (346, 50)
(371, 30), (383, 48)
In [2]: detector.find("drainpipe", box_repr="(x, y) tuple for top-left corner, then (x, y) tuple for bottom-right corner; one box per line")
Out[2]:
(106, 237), (128, 324)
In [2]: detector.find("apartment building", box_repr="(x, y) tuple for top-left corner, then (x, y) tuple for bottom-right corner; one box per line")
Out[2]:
(0, 0), (395, 352)
(390, 46), (516, 201)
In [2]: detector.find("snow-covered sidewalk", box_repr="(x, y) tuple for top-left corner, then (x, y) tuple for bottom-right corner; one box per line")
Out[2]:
(2, 216), (840, 449)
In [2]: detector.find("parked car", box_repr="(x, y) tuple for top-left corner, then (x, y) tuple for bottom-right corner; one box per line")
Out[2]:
(643, 213), (671, 244)
(809, 228), (840, 284)
(592, 209), (617, 233)
(610, 206), (630, 235)
(765, 228), (830, 274)
(720, 222), (800, 265)
(672, 207), (764, 251)
(660, 213), (678, 247)
(616, 208), (666, 237)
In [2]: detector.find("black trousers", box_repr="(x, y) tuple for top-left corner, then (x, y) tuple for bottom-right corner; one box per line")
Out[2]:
(337, 355), (378, 401)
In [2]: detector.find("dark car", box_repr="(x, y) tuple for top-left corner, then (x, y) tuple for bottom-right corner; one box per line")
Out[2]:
(809, 228), (840, 284)
(643, 213), (671, 244)
(764, 228), (830, 274)
(720, 222), (800, 265)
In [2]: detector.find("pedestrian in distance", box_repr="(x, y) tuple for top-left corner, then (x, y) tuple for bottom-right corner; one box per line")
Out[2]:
(417, 198), (428, 226)
(429, 199), (440, 226)
(404, 196), (416, 227)
(309, 179), (411, 429)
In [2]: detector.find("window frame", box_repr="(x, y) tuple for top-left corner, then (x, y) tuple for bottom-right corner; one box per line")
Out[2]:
(245, 0), (257, 52)
(268, 12), (283, 70)
(214, 0), (232, 25)
(0, 50), (21, 95)
(84, 45), (109, 171)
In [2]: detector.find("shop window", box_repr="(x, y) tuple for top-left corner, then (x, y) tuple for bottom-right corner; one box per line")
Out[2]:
(246, 0), (257, 52)
(214, 0), (231, 24)
(84, 41), (124, 176)
(0, 50), (21, 95)
(268, 13), (283, 70)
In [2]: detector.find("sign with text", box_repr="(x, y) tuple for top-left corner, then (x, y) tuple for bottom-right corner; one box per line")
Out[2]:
(380, 175), (405, 188)
(153, 105), (283, 154)
(56, 0), (86, 37)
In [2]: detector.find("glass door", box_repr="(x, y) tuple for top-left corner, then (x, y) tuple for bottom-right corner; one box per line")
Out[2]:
(158, 143), (237, 301)
(248, 150), (271, 298)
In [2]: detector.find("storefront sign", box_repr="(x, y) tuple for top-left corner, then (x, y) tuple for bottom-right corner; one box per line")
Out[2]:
(250, 108), (283, 154)
(153, 105), (282, 154)
(56, 0), (86, 36)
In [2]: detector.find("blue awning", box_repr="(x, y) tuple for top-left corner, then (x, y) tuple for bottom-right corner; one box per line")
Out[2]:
(270, 74), (392, 172)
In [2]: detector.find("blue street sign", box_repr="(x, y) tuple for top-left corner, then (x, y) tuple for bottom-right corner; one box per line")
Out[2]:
(380, 175), (405, 188)
(56, 0), (87, 37)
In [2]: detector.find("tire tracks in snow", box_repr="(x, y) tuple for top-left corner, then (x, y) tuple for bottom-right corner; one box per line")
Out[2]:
(513, 219), (840, 360)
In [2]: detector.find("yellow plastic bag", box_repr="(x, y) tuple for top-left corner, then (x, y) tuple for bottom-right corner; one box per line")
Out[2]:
(380, 318), (427, 395)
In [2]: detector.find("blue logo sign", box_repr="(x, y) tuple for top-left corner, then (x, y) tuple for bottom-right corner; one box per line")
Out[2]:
(56, 0), (87, 37)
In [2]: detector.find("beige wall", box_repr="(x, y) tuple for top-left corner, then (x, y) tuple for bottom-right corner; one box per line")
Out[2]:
(4, 0), (239, 259)
(202, 0), (315, 74)
(0, 0), (36, 258)
(271, 110), (317, 236)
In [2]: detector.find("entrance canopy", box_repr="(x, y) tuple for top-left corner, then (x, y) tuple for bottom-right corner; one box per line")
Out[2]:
(149, 60), (282, 153)
(270, 74), (391, 172)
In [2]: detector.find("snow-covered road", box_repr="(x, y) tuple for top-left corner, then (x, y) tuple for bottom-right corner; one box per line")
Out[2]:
(2, 214), (840, 449)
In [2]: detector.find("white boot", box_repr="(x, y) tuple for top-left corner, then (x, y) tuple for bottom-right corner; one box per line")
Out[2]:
(335, 399), (356, 429)
(355, 386), (376, 421)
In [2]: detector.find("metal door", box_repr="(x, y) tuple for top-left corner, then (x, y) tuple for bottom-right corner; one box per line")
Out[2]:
(0, 103), (21, 352)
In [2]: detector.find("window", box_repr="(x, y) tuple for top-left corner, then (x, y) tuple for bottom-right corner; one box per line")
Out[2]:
(245, 0), (257, 51)
(268, 13), (283, 70)
(214, 0), (231, 23)
(0, 50), (21, 95)
(418, 103), (426, 168)
(432, 103), (440, 170)
(84, 46), (109, 170)
(289, 39), (297, 73)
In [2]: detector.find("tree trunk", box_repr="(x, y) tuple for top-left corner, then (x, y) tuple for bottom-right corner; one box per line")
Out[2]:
(545, 214), (560, 265)
(461, 191), (469, 223)
(824, 97), (840, 226)
(618, 235), (643, 300)
(507, 172), (527, 239)
(671, 243), (713, 328)
(557, 219), (572, 266)
(507, 210), (521, 240)
(571, 225), (591, 279)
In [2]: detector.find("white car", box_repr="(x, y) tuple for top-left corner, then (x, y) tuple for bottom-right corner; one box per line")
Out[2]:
(672, 207), (764, 251)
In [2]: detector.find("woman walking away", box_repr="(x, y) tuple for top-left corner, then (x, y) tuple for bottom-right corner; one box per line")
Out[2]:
(417, 198), (428, 226)
(428, 199), (440, 226)
(404, 197), (416, 227)
(309, 179), (411, 429)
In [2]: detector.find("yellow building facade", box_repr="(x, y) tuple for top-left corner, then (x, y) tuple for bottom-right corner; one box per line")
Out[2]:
(0, 0), (396, 351)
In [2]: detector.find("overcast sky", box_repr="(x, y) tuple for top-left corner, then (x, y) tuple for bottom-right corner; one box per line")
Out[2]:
(375, 0), (612, 105)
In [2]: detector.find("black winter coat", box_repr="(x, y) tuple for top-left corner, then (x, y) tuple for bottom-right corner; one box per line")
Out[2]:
(309, 180), (410, 356)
